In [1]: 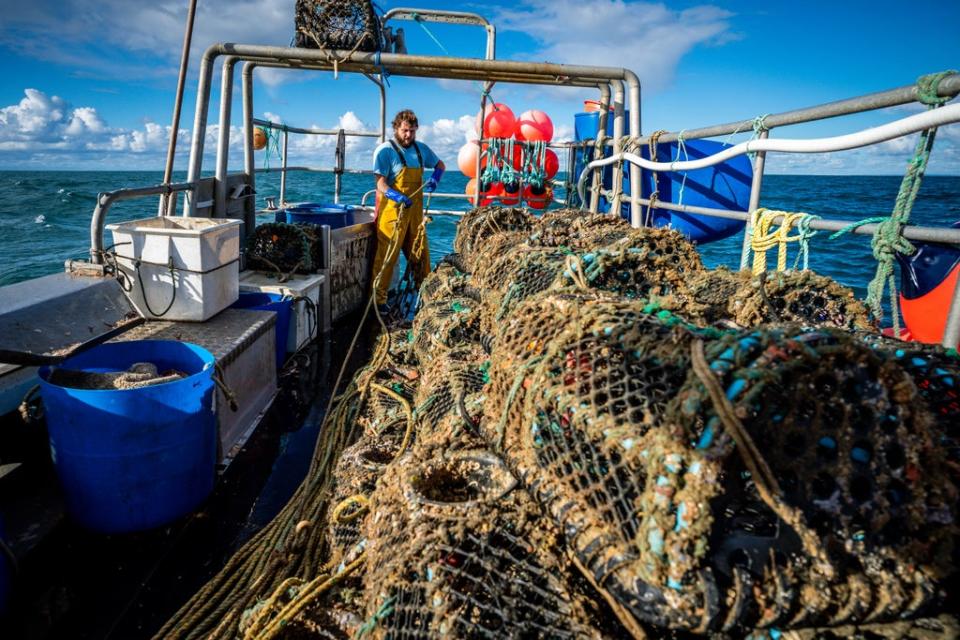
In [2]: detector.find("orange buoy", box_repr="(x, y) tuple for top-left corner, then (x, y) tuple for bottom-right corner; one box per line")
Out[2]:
(253, 127), (267, 151)
(515, 109), (553, 142)
(583, 99), (614, 113)
(457, 141), (486, 178)
(466, 178), (503, 206)
(544, 148), (559, 179)
(477, 103), (516, 139)
(524, 184), (552, 210)
(501, 181), (520, 206)
(897, 223), (960, 344)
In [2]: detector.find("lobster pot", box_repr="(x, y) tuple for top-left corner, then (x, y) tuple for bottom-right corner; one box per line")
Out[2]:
(107, 217), (241, 321)
(361, 450), (602, 639)
(294, 0), (381, 51)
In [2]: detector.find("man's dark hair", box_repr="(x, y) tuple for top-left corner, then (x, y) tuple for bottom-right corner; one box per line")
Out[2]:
(392, 109), (418, 129)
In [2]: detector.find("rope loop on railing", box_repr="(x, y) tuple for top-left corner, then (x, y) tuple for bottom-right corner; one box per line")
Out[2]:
(916, 70), (957, 106)
(749, 208), (819, 276)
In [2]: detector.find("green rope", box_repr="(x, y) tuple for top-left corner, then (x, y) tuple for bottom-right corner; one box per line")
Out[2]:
(826, 71), (954, 332)
(354, 595), (396, 638)
(916, 69), (957, 106)
(262, 127), (283, 171)
(792, 214), (820, 271)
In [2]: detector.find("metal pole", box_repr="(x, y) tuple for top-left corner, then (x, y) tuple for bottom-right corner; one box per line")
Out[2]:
(942, 276), (960, 349)
(609, 80), (625, 218)
(242, 63), (256, 235)
(624, 70), (642, 227)
(280, 129), (289, 205)
(185, 48), (217, 217)
(739, 129), (769, 270)
(159, 0), (198, 216)
(589, 83), (611, 213)
(334, 128), (345, 204)
(214, 57), (238, 218)
(362, 73), (387, 142)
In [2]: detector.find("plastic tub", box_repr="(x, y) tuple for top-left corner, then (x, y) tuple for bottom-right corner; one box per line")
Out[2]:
(285, 206), (352, 228)
(38, 340), (217, 534)
(106, 217), (241, 321)
(230, 292), (292, 370)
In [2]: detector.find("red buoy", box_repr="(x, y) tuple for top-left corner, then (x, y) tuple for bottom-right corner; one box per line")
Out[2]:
(516, 110), (553, 142)
(477, 103), (516, 139)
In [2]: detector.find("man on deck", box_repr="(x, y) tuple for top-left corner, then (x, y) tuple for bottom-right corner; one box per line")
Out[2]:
(371, 109), (445, 313)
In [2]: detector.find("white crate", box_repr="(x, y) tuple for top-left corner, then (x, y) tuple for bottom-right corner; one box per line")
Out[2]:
(239, 271), (326, 351)
(107, 217), (242, 321)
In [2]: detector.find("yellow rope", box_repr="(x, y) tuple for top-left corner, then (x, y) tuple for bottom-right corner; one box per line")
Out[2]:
(749, 208), (809, 275)
(331, 494), (370, 524)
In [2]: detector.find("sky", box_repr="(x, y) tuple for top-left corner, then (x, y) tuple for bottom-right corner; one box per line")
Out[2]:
(0, 0), (958, 174)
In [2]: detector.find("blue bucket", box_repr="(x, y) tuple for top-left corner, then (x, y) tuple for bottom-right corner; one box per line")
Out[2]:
(231, 292), (292, 369)
(37, 341), (217, 534)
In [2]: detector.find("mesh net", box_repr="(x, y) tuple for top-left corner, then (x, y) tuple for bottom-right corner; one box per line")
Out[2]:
(294, 0), (382, 51)
(246, 222), (314, 274)
(162, 205), (958, 640)
(361, 448), (605, 639)
(667, 268), (876, 330)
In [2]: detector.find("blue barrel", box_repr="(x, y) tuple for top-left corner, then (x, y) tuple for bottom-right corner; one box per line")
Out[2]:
(37, 341), (216, 534)
(573, 112), (750, 244)
(231, 292), (292, 369)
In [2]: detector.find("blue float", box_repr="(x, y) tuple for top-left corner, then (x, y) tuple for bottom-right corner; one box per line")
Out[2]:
(573, 111), (751, 244)
(38, 341), (217, 534)
(231, 292), (292, 369)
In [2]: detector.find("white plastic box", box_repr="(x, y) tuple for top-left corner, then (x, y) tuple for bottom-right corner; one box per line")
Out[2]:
(239, 271), (327, 351)
(107, 217), (242, 321)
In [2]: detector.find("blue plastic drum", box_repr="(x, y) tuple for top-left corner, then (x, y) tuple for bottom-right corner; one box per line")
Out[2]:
(231, 292), (292, 369)
(284, 202), (353, 228)
(38, 340), (217, 534)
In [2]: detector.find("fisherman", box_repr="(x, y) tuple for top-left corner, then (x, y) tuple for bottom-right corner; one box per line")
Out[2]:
(371, 109), (445, 314)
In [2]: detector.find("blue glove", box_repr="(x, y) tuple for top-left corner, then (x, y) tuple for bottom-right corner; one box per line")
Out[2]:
(385, 187), (413, 207)
(424, 166), (444, 193)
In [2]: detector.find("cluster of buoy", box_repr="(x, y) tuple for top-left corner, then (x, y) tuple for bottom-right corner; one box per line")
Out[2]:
(457, 103), (557, 209)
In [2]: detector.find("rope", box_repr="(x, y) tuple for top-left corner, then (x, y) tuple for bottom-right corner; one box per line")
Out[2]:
(749, 208), (817, 276)
(672, 130), (689, 206)
(410, 11), (451, 55)
(354, 595), (397, 638)
(826, 71), (954, 332)
(645, 130), (667, 226)
(689, 339), (836, 580)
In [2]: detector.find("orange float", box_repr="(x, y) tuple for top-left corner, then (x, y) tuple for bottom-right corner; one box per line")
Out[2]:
(466, 178), (503, 206)
(253, 127), (267, 151)
(501, 181), (520, 206)
(544, 148), (559, 179)
(457, 141), (486, 178)
(515, 109), (553, 142)
(476, 103), (516, 139)
(524, 184), (552, 210)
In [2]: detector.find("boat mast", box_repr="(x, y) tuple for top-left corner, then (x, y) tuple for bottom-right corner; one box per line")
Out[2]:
(159, 0), (199, 216)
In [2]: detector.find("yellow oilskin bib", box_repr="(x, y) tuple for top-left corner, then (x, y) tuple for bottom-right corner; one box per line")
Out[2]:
(372, 145), (431, 305)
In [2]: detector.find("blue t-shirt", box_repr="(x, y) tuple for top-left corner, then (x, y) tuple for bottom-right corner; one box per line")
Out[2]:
(372, 140), (440, 184)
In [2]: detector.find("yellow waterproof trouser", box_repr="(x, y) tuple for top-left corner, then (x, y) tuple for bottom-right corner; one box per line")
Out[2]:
(371, 165), (431, 305)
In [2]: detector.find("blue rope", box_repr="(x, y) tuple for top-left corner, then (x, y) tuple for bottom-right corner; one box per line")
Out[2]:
(410, 12), (451, 55)
(373, 50), (390, 87)
(673, 131), (689, 206)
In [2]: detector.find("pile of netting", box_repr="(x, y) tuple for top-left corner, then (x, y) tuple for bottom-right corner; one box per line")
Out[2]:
(158, 206), (958, 639)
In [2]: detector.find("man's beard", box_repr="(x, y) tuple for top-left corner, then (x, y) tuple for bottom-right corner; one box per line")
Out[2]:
(394, 132), (412, 148)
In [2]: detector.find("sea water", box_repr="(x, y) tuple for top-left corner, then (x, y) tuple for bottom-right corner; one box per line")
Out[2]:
(1, 170), (958, 312)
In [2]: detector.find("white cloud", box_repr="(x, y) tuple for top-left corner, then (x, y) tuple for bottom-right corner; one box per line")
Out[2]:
(494, 0), (734, 93)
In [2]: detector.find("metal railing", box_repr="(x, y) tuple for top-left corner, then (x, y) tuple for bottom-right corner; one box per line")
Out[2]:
(575, 72), (960, 348)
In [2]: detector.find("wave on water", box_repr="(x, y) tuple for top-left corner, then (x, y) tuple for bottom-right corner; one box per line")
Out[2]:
(35, 214), (45, 224)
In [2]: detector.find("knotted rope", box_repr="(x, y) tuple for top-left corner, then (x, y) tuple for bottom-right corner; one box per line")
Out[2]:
(829, 70), (955, 333)
(749, 208), (819, 275)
